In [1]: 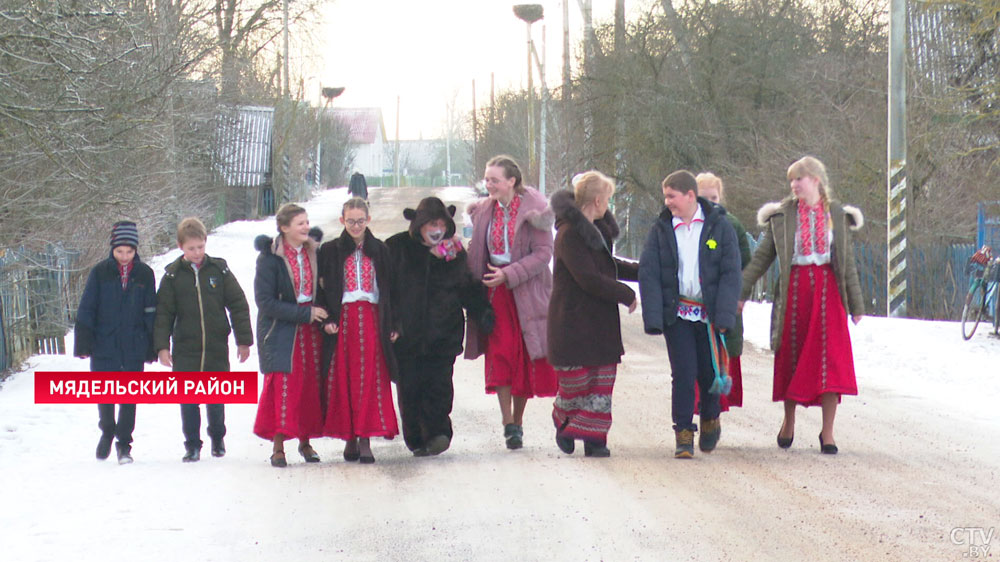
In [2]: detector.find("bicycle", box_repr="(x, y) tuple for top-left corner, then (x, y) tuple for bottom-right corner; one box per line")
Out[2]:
(961, 248), (1000, 340)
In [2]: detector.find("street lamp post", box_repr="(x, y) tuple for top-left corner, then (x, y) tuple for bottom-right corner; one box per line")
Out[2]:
(514, 4), (543, 190)
(316, 86), (345, 187)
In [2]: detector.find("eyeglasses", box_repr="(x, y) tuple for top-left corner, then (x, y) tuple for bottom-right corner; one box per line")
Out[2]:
(345, 219), (368, 227)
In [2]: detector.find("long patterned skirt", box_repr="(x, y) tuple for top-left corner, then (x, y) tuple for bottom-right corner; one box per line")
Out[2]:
(484, 284), (557, 398)
(322, 301), (398, 439)
(253, 320), (324, 441)
(774, 264), (858, 406)
(551, 364), (617, 443)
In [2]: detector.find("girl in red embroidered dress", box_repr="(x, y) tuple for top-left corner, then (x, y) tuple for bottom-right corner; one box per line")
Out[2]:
(467, 155), (557, 450)
(740, 156), (865, 454)
(253, 203), (328, 467)
(319, 198), (399, 464)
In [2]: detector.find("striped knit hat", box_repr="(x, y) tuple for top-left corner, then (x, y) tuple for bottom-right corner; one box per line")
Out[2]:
(110, 221), (139, 249)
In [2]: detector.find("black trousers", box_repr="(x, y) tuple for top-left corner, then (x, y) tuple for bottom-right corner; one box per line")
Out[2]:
(98, 404), (136, 445)
(395, 354), (456, 451)
(180, 404), (225, 448)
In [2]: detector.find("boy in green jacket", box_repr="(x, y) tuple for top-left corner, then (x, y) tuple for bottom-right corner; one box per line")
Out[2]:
(154, 217), (253, 462)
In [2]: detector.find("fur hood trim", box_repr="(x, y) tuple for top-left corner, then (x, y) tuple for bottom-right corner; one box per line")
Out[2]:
(757, 198), (864, 231)
(466, 187), (555, 231)
(550, 189), (618, 251)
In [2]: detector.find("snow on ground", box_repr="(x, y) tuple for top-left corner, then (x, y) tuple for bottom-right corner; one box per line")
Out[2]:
(2, 183), (1000, 561)
(743, 301), (1000, 428)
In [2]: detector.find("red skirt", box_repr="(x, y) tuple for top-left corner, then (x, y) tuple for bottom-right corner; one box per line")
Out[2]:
(485, 284), (557, 398)
(774, 264), (858, 406)
(552, 364), (617, 442)
(322, 301), (398, 439)
(695, 356), (743, 414)
(253, 320), (324, 441)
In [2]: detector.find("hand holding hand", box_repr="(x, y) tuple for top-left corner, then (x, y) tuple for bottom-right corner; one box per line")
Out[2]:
(158, 349), (172, 368)
(311, 307), (329, 323)
(483, 264), (507, 288)
(323, 322), (339, 335)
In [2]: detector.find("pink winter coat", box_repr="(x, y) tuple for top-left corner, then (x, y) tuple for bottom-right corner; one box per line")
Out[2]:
(464, 187), (555, 360)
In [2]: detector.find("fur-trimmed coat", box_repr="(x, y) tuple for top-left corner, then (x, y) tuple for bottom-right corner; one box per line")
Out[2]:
(740, 197), (865, 352)
(464, 187), (555, 361)
(253, 233), (321, 374)
(547, 190), (638, 367)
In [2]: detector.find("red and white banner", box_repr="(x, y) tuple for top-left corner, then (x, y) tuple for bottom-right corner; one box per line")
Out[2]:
(34, 372), (258, 404)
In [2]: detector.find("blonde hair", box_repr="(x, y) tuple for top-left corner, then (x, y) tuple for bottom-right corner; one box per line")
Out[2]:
(572, 170), (615, 207)
(275, 203), (307, 233)
(342, 197), (370, 216)
(176, 217), (207, 245)
(695, 172), (725, 203)
(787, 156), (832, 203)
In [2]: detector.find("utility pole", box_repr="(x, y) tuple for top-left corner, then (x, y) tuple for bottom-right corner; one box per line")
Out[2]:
(394, 96), (401, 188)
(282, 0), (290, 97)
(472, 79), (479, 176)
(887, 0), (908, 317)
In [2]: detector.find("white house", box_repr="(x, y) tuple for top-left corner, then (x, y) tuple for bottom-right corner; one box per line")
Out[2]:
(329, 107), (386, 180)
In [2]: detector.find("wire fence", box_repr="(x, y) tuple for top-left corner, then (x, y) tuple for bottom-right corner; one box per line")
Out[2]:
(0, 245), (82, 374)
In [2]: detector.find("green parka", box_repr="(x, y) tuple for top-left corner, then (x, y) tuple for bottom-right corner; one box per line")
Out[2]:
(153, 255), (253, 371)
(740, 198), (865, 352)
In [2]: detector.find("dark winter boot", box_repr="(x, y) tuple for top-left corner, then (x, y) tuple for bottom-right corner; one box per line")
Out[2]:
(504, 424), (523, 450)
(211, 437), (226, 458)
(699, 418), (721, 453)
(425, 435), (451, 456)
(182, 443), (201, 463)
(583, 441), (610, 458)
(116, 442), (133, 465)
(674, 429), (695, 459)
(96, 434), (114, 460)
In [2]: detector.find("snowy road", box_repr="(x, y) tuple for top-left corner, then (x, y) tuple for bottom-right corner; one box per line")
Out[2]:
(2, 185), (999, 561)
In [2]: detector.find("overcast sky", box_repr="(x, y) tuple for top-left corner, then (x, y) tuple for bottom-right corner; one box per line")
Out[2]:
(302, 0), (649, 140)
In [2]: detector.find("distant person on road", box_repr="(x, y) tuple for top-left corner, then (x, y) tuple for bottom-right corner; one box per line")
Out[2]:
(349, 171), (368, 200)
(252, 204), (326, 467)
(318, 197), (399, 464)
(547, 172), (638, 458)
(465, 155), (557, 450)
(739, 156), (864, 455)
(386, 197), (494, 457)
(74, 220), (157, 465)
(695, 172), (752, 414)
(155, 217), (253, 463)
(639, 170), (742, 459)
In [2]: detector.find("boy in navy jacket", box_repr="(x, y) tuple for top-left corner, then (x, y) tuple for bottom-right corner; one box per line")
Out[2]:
(639, 170), (741, 459)
(74, 221), (157, 464)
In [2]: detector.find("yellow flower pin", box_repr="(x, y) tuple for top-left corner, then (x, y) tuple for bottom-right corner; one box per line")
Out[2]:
(706, 239), (718, 250)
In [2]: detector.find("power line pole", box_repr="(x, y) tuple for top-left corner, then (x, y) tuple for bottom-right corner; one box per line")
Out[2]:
(887, 0), (908, 317)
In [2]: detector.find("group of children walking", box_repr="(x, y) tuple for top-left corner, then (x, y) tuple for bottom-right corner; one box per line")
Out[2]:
(75, 153), (863, 466)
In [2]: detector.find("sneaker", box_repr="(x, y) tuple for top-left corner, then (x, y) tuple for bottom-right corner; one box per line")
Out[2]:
(674, 429), (695, 459)
(211, 438), (226, 458)
(115, 442), (133, 465)
(182, 444), (200, 463)
(699, 418), (721, 453)
(504, 424), (523, 450)
(425, 435), (451, 456)
(96, 434), (114, 460)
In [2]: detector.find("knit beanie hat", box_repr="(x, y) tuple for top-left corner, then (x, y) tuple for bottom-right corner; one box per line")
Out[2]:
(403, 197), (456, 240)
(110, 221), (139, 249)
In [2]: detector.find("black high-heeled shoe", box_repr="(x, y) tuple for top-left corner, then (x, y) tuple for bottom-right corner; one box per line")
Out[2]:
(777, 433), (794, 449)
(343, 439), (360, 462)
(818, 433), (838, 455)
